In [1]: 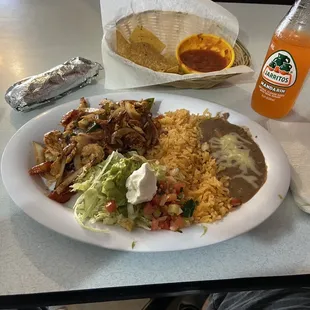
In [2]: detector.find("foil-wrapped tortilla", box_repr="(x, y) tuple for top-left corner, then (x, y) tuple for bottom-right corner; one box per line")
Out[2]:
(5, 57), (103, 112)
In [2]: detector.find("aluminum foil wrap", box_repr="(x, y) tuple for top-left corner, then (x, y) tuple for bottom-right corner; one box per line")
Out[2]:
(5, 57), (103, 112)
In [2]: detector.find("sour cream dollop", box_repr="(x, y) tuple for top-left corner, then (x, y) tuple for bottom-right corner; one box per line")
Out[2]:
(126, 163), (157, 205)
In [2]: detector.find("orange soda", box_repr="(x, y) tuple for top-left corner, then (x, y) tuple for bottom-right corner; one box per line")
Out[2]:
(251, 0), (310, 119)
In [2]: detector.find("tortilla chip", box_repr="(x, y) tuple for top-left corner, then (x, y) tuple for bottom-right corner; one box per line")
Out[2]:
(163, 53), (179, 66)
(165, 66), (180, 74)
(115, 28), (181, 74)
(129, 26), (166, 53)
(162, 54), (180, 73)
(162, 53), (180, 73)
(116, 30), (130, 56)
(126, 42), (172, 71)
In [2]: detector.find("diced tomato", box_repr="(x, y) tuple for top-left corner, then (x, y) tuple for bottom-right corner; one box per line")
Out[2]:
(151, 195), (161, 206)
(166, 180), (175, 193)
(48, 188), (75, 203)
(166, 193), (177, 203)
(143, 202), (156, 216)
(161, 205), (169, 216)
(158, 181), (167, 191)
(174, 182), (185, 194)
(151, 219), (160, 231)
(159, 194), (168, 206)
(170, 216), (185, 231)
(106, 200), (117, 213)
(175, 216), (185, 228)
(155, 115), (164, 120)
(231, 198), (242, 207)
(159, 219), (170, 230)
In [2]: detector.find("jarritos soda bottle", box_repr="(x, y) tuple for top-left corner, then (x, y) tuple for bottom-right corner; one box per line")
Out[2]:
(252, 0), (310, 118)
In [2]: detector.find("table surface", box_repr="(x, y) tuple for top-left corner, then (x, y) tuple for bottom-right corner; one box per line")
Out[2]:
(1, 0), (310, 300)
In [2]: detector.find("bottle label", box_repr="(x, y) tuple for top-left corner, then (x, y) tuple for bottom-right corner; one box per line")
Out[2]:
(262, 50), (297, 88)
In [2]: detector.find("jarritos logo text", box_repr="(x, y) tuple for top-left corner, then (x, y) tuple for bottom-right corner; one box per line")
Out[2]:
(262, 50), (297, 88)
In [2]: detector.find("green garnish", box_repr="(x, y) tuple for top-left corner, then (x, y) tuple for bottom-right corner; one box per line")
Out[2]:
(278, 194), (283, 200)
(182, 199), (197, 218)
(86, 123), (101, 133)
(145, 98), (155, 110)
(177, 188), (184, 200)
(131, 241), (137, 249)
(118, 205), (128, 217)
(201, 226), (208, 237)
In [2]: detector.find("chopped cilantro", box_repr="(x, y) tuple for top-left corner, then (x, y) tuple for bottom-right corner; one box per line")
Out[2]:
(145, 98), (155, 110)
(182, 199), (197, 218)
(131, 241), (137, 249)
(201, 226), (208, 237)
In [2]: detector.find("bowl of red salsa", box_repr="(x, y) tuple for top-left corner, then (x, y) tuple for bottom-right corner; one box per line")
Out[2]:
(176, 34), (235, 74)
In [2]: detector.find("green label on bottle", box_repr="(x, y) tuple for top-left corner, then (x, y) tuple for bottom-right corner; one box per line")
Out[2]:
(262, 50), (297, 88)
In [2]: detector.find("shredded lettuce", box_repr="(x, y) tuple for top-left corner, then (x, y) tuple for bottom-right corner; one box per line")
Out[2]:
(151, 163), (166, 180)
(168, 204), (183, 216)
(201, 225), (208, 237)
(73, 151), (125, 231)
(136, 217), (151, 230)
(126, 151), (166, 180)
(72, 151), (147, 231)
(101, 158), (142, 206)
(127, 203), (139, 220)
(72, 150), (169, 232)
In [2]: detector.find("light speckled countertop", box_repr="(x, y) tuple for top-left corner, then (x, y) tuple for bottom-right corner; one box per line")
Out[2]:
(1, 0), (310, 297)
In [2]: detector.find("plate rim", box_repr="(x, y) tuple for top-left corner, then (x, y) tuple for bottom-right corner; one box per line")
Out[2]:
(1, 91), (291, 252)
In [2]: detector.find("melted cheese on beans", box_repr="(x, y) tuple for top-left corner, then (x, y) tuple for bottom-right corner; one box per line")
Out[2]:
(209, 132), (261, 189)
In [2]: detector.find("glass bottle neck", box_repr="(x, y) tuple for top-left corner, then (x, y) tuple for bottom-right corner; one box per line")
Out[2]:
(288, 0), (310, 17)
(295, 0), (310, 9)
(276, 0), (310, 36)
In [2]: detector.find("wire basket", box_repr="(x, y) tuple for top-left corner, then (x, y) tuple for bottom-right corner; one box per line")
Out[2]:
(116, 10), (251, 89)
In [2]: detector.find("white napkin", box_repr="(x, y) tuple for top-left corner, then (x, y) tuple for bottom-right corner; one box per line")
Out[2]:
(267, 120), (310, 211)
(99, 0), (254, 90)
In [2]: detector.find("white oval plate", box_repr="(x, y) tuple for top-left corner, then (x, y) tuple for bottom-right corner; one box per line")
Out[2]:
(2, 92), (290, 252)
